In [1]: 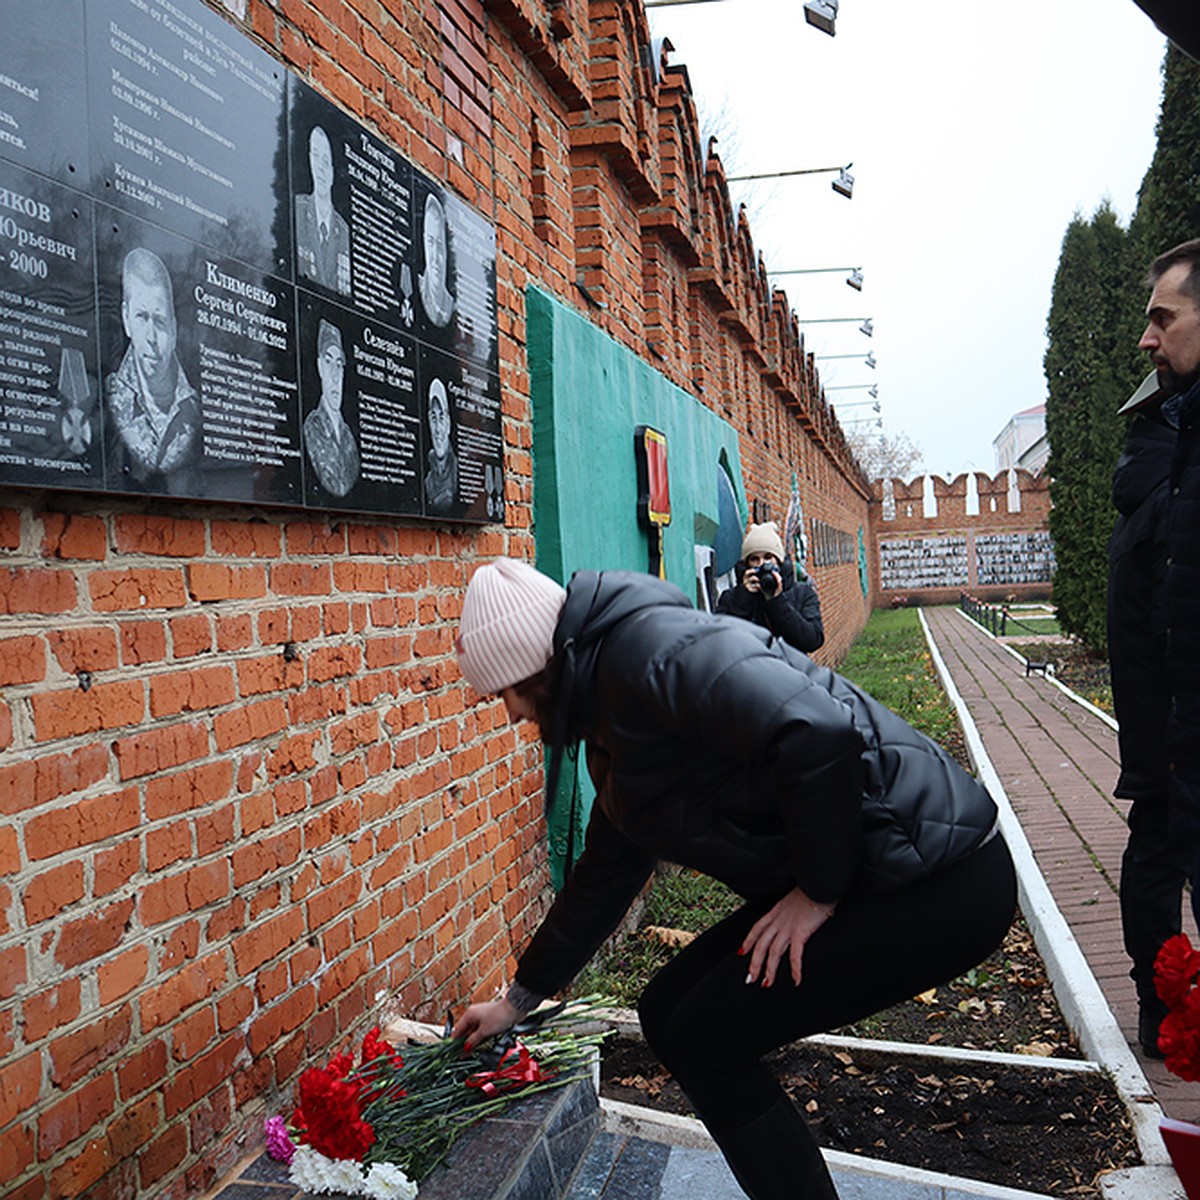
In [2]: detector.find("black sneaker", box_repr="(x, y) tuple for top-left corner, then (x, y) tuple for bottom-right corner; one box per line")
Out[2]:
(1139, 1009), (1166, 1060)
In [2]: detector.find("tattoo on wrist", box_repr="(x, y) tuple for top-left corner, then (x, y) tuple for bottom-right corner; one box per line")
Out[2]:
(505, 981), (544, 1016)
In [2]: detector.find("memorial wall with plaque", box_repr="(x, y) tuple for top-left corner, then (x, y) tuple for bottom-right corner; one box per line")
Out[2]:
(0, 0), (503, 522)
(974, 531), (1055, 587)
(878, 536), (970, 591)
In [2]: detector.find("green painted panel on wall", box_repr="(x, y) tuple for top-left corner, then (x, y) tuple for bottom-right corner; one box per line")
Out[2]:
(527, 286), (744, 591)
(526, 286), (746, 885)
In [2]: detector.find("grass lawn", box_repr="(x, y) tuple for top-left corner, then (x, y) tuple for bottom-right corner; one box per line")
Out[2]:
(1003, 612), (1063, 637)
(838, 607), (960, 747)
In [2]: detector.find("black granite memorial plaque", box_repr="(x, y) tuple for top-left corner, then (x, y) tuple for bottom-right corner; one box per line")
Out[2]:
(0, 159), (101, 491)
(0, 0), (501, 524)
(289, 81), (414, 321)
(86, 0), (289, 276)
(297, 295), (421, 515)
(419, 345), (502, 522)
(96, 209), (301, 504)
(441, 188), (498, 377)
(0, 0), (90, 185)
(410, 177), (499, 377)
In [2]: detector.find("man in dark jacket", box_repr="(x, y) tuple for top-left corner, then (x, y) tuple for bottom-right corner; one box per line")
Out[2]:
(1109, 372), (1189, 1057)
(716, 521), (825, 653)
(452, 559), (1014, 1200)
(1138, 240), (1200, 942)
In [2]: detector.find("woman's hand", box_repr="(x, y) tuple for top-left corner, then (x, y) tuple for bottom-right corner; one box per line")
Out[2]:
(741, 887), (836, 988)
(451, 998), (522, 1049)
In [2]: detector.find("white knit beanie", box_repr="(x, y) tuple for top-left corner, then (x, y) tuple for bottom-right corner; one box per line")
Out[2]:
(456, 559), (567, 694)
(741, 522), (785, 561)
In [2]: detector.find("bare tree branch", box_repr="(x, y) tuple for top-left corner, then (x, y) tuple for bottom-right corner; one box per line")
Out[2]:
(845, 427), (924, 482)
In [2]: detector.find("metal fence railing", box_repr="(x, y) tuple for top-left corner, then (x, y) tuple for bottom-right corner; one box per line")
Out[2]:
(959, 592), (1007, 637)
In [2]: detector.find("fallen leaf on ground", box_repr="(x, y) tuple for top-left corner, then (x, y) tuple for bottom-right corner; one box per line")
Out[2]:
(1015, 1041), (1057, 1057)
(615, 1073), (666, 1097)
(643, 926), (696, 948)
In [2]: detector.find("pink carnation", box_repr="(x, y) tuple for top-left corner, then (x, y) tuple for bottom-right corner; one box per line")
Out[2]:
(264, 1115), (295, 1164)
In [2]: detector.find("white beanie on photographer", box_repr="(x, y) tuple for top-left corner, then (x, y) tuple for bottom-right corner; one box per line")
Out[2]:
(741, 522), (785, 561)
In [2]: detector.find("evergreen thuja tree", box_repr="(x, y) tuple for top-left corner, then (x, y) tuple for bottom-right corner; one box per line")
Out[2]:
(1044, 207), (1140, 653)
(1130, 44), (1200, 259)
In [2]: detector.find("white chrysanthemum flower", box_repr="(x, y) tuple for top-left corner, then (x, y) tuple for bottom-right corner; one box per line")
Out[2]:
(288, 1146), (328, 1192)
(364, 1162), (419, 1199)
(325, 1157), (368, 1194)
(288, 1145), (366, 1194)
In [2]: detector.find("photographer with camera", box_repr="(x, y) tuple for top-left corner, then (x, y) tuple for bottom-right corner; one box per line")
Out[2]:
(716, 522), (825, 654)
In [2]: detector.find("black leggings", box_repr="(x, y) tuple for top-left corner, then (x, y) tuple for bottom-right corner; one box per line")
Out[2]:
(638, 835), (1017, 1136)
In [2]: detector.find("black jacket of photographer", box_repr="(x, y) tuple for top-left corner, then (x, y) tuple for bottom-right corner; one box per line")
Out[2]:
(715, 557), (825, 653)
(513, 570), (998, 1000)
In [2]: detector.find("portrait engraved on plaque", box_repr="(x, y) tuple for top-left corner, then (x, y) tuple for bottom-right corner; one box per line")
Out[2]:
(303, 316), (359, 497)
(423, 375), (457, 514)
(417, 192), (454, 331)
(418, 343), (500, 522)
(295, 125), (351, 296)
(105, 246), (200, 494)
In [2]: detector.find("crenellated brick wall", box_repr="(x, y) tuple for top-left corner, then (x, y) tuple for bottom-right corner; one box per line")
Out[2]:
(870, 470), (1054, 605)
(0, 2), (887, 1196)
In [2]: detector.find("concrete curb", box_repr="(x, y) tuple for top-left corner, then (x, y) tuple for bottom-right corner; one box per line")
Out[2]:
(921, 609), (1172, 1185)
(598, 1004), (1103, 1075)
(602, 1099), (1061, 1199)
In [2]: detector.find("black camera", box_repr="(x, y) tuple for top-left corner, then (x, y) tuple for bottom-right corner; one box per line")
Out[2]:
(754, 561), (780, 597)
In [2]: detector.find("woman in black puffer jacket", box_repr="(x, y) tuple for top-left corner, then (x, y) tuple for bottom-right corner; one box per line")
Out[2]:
(452, 559), (1015, 1200)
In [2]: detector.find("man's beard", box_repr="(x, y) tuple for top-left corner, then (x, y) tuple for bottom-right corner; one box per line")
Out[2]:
(1156, 361), (1200, 396)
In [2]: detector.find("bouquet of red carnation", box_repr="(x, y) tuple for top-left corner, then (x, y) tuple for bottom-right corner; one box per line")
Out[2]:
(290, 1039), (397, 1164)
(1154, 934), (1200, 1080)
(266, 998), (610, 1194)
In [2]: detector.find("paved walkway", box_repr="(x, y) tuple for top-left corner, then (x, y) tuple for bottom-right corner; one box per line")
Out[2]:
(922, 605), (1200, 1123)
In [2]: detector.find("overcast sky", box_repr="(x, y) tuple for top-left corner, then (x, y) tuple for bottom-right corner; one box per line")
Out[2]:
(646, 0), (1169, 478)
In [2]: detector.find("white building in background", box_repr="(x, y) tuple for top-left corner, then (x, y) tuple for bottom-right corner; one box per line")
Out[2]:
(993, 404), (1049, 475)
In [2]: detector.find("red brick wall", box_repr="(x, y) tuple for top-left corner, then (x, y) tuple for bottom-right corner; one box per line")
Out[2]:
(0, 2), (875, 1195)
(0, 502), (558, 1197)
